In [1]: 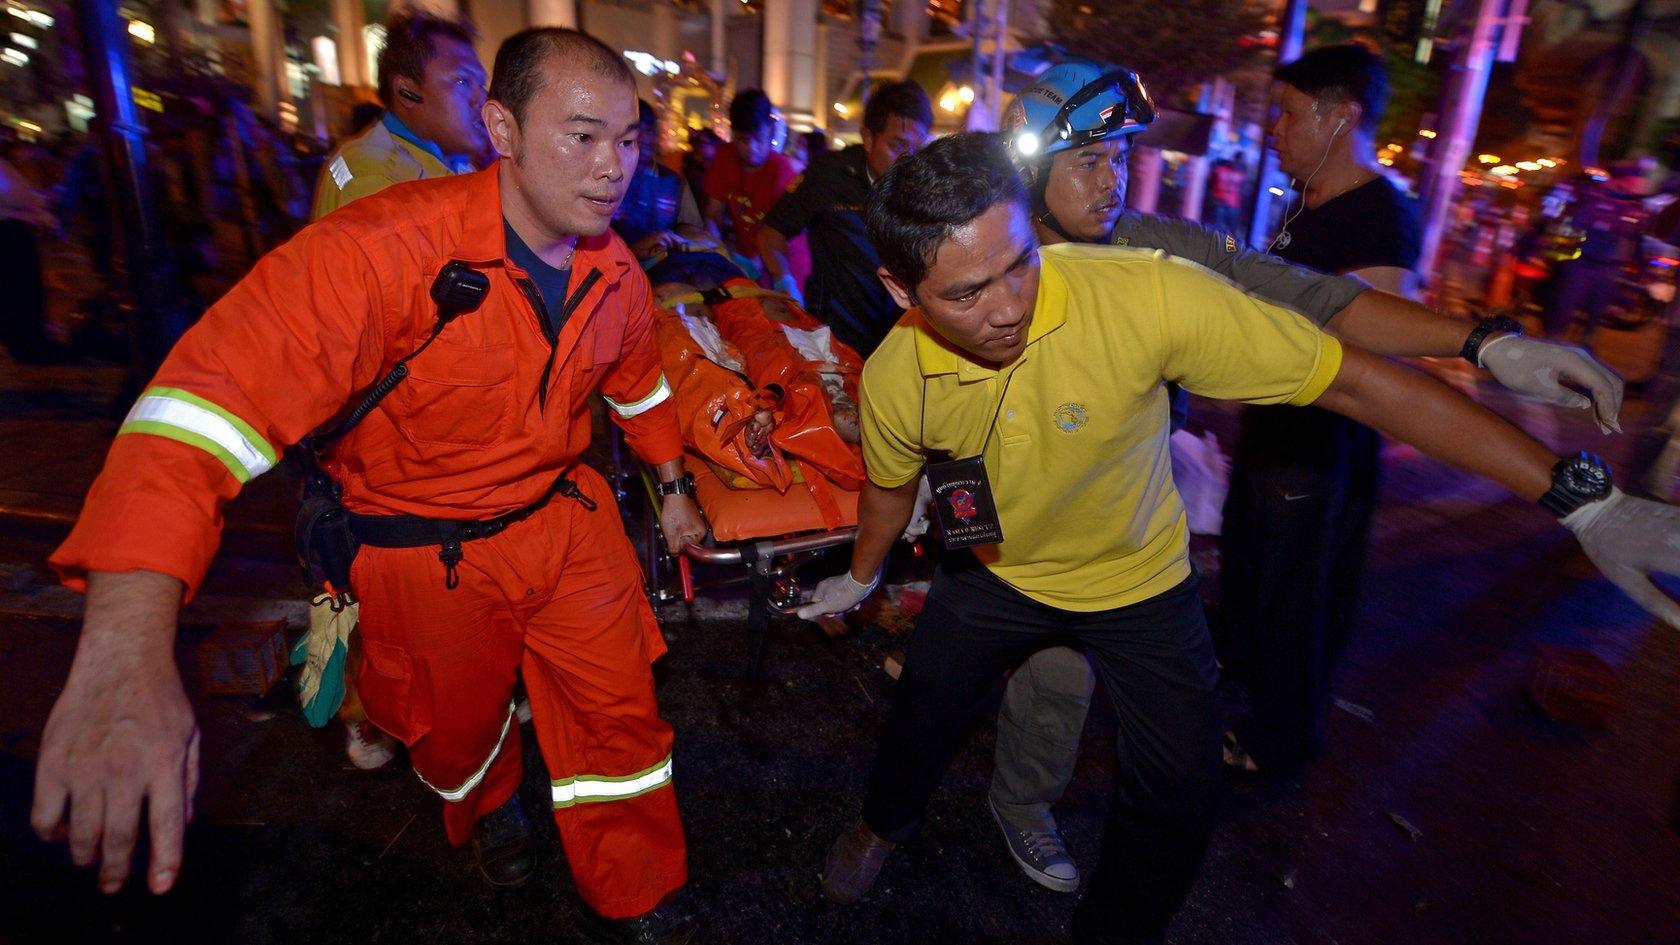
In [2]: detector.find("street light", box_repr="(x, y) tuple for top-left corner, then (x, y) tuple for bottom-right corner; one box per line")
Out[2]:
(1477, 153), (1501, 164)
(127, 19), (154, 44)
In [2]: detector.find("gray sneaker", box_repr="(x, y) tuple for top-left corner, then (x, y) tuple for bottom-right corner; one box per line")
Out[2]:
(987, 796), (1078, 893)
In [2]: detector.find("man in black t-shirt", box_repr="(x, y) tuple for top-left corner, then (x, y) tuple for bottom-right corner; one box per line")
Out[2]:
(1219, 45), (1422, 776)
(759, 82), (932, 357)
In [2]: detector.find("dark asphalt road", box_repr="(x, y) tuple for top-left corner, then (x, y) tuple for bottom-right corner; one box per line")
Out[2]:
(2, 362), (1679, 945)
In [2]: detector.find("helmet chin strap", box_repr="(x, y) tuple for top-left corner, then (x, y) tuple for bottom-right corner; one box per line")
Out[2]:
(1027, 160), (1083, 243)
(1037, 208), (1081, 243)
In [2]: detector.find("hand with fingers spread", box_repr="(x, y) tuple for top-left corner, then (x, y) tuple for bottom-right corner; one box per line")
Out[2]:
(30, 570), (199, 895)
(1563, 489), (1680, 628)
(1479, 335), (1625, 433)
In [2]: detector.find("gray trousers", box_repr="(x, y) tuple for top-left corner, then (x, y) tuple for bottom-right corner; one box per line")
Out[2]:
(989, 645), (1096, 830)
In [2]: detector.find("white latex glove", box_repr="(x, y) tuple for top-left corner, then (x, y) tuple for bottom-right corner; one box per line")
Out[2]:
(773, 272), (805, 307)
(1479, 334), (1624, 434)
(795, 570), (880, 620)
(1562, 488), (1680, 628)
(901, 475), (933, 541)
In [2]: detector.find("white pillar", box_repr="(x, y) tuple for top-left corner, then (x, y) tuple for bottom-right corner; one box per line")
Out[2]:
(892, 0), (928, 44)
(527, 0), (577, 29)
(247, 0), (287, 121)
(763, 0), (819, 125)
(331, 0), (369, 87)
(652, 0), (678, 60)
(710, 0), (727, 76)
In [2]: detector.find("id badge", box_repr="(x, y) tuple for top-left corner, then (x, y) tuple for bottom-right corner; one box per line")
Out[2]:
(925, 455), (1004, 548)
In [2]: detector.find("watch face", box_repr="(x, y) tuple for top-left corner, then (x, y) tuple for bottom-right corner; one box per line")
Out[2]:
(1561, 456), (1612, 498)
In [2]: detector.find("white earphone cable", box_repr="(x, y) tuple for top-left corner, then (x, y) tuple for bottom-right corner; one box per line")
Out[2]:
(1267, 117), (1345, 254)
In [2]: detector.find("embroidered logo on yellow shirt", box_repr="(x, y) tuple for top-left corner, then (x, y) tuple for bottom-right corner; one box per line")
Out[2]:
(1053, 403), (1088, 433)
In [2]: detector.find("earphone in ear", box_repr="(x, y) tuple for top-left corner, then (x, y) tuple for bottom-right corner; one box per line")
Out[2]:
(398, 88), (425, 104)
(1333, 118), (1347, 136)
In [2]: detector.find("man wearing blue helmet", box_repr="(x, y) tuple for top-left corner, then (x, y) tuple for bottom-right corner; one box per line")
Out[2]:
(970, 59), (1625, 895)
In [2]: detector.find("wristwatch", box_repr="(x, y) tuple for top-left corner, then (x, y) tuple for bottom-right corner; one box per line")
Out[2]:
(654, 472), (697, 498)
(1538, 451), (1612, 517)
(1460, 315), (1524, 365)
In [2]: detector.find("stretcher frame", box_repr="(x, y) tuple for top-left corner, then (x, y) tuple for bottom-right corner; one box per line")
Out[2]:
(626, 459), (857, 681)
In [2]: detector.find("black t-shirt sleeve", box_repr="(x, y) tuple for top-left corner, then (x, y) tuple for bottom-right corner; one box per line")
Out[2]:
(1344, 183), (1421, 272)
(765, 157), (829, 239)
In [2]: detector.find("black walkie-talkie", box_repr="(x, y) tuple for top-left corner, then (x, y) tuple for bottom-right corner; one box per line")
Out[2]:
(296, 261), (494, 603)
(431, 260), (490, 329)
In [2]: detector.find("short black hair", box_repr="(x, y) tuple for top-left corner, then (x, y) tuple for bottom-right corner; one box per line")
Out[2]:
(728, 89), (775, 136)
(376, 11), (478, 109)
(863, 80), (933, 135)
(1275, 43), (1389, 135)
(488, 28), (633, 124)
(867, 132), (1027, 291)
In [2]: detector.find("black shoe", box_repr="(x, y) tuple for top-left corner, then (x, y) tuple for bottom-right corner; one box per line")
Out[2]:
(471, 794), (534, 887)
(575, 903), (695, 945)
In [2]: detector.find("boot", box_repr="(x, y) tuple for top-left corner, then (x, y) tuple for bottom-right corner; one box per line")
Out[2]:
(575, 902), (695, 944)
(471, 793), (534, 887)
(820, 818), (896, 903)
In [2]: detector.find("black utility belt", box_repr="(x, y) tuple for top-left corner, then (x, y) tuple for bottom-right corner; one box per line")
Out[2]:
(347, 475), (593, 550)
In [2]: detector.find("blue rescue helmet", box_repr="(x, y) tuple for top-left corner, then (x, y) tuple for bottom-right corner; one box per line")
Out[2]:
(1003, 60), (1155, 167)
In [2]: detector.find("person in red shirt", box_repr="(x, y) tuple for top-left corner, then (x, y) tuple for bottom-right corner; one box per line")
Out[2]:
(702, 88), (810, 292)
(1208, 157), (1246, 234)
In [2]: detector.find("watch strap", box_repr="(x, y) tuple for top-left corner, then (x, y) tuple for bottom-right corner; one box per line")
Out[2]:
(1461, 315), (1524, 365)
(655, 472), (697, 498)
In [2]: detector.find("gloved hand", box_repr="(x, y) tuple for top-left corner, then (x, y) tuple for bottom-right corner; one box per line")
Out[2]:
(1562, 488), (1680, 628)
(796, 569), (880, 620)
(901, 476), (933, 541)
(1479, 335), (1624, 434)
(773, 273), (805, 307)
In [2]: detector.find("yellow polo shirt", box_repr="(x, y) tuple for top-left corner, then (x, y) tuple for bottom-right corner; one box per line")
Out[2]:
(859, 242), (1343, 611)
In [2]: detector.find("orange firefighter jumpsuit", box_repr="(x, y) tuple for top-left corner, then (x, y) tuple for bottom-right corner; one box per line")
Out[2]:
(51, 167), (688, 918)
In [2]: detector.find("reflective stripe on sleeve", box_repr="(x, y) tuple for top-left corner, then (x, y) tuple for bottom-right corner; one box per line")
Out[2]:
(551, 754), (673, 809)
(118, 386), (278, 483)
(414, 701), (516, 802)
(602, 374), (673, 418)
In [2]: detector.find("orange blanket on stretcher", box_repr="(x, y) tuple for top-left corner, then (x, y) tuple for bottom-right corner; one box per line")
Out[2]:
(651, 278), (866, 494)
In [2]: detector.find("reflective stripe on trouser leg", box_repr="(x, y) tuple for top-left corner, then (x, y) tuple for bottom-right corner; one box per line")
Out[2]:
(414, 700), (516, 802)
(551, 754), (674, 809)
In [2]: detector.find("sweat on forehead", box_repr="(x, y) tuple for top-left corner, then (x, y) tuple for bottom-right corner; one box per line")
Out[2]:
(866, 132), (1028, 289)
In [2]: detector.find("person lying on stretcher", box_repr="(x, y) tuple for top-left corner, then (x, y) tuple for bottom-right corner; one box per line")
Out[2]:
(649, 278), (867, 492)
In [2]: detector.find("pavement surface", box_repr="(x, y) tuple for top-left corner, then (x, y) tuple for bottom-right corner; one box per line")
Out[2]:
(2, 284), (1679, 944)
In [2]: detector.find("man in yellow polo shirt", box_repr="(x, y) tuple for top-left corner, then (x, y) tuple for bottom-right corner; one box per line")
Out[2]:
(802, 133), (1680, 944)
(311, 10), (488, 220)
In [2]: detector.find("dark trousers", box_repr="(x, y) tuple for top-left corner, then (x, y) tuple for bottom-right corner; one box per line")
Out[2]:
(862, 556), (1221, 944)
(1216, 409), (1380, 772)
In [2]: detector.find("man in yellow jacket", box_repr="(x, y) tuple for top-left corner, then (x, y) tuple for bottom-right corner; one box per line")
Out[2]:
(312, 10), (489, 220)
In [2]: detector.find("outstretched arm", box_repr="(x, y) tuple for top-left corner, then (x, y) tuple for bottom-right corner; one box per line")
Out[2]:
(1317, 345), (1677, 625)
(31, 570), (197, 895)
(1119, 214), (1623, 427)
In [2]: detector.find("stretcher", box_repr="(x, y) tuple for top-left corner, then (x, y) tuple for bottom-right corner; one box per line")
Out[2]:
(633, 276), (864, 679)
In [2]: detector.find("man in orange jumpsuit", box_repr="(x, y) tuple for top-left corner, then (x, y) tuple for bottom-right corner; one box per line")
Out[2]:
(29, 28), (703, 944)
